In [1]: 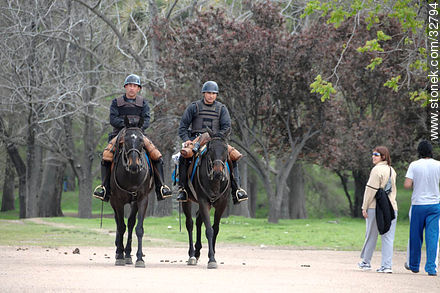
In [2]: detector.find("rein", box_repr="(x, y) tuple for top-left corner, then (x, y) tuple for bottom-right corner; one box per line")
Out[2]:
(113, 131), (149, 200)
(113, 159), (149, 200)
(121, 143), (147, 173)
(195, 139), (230, 204)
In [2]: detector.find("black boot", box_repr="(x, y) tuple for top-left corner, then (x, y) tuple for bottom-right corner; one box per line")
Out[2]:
(93, 161), (111, 202)
(152, 158), (172, 201)
(177, 156), (189, 202)
(230, 162), (248, 205)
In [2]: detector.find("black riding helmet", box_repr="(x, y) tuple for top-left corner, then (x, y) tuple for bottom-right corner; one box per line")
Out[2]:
(201, 81), (218, 93)
(124, 74), (142, 88)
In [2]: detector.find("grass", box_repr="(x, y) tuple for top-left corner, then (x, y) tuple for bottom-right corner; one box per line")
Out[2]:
(0, 168), (414, 251)
(0, 213), (411, 251)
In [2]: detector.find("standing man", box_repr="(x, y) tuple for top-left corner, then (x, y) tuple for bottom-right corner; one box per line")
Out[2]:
(176, 80), (248, 204)
(93, 74), (172, 202)
(404, 140), (440, 276)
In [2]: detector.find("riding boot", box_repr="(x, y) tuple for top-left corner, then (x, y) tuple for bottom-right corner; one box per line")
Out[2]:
(93, 161), (111, 202)
(230, 161), (248, 205)
(177, 156), (189, 202)
(152, 158), (172, 201)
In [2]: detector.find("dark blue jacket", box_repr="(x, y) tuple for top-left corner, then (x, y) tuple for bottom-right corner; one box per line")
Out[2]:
(108, 95), (150, 140)
(178, 99), (231, 141)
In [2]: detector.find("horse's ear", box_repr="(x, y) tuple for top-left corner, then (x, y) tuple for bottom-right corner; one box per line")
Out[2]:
(124, 116), (129, 128)
(206, 128), (214, 137)
(223, 128), (231, 139)
(138, 117), (144, 129)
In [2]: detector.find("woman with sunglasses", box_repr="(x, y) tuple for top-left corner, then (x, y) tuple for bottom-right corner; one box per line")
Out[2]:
(358, 146), (398, 273)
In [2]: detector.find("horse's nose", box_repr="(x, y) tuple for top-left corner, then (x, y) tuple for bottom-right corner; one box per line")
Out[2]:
(128, 156), (141, 173)
(213, 163), (224, 179)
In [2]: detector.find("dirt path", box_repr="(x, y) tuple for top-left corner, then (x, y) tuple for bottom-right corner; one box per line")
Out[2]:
(0, 244), (439, 293)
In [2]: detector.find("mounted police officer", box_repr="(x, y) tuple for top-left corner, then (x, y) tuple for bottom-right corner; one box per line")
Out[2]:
(176, 81), (248, 204)
(93, 74), (172, 202)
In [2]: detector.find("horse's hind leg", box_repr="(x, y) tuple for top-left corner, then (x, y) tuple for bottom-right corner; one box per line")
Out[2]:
(113, 207), (126, 266)
(124, 202), (138, 265)
(194, 212), (203, 260)
(182, 202), (197, 265)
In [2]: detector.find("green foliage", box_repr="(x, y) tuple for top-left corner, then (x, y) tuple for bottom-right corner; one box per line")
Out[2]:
(357, 39), (384, 53)
(302, 0), (424, 102)
(383, 75), (401, 92)
(366, 57), (383, 71)
(310, 75), (336, 101)
(388, 0), (423, 33)
(376, 30), (391, 41)
(410, 90), (429, 107)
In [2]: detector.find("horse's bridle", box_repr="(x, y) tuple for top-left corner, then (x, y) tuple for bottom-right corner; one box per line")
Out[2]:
(121, 135), (147, 174)
(113, 128), (149, 198)
(195, 138), (230, 203)
(207, 158), (228, 181)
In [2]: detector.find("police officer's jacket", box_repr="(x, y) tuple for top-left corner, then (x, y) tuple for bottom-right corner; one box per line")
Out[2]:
(178, 99), (231, 142)
(109, 94), (150, 140)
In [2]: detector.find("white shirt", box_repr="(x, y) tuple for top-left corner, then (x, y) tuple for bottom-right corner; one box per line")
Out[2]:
(405, 158), (440, 205)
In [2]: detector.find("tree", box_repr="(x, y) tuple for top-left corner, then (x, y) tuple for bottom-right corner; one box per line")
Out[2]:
(306, 16), (425, 216)
(154, 2), (323, 222)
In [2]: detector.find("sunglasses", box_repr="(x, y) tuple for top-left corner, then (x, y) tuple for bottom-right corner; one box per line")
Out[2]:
(372, 152), (381, 157)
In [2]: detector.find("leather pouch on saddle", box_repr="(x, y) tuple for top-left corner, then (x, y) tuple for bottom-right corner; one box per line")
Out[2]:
(142, 136), (162, 161)
(102, 137), (117, 162)
(180, 132), (211, 158)
(102, 134), (162, 162)
(228, 145), (242, 161)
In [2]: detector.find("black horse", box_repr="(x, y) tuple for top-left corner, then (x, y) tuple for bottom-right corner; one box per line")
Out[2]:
(110, 117), (153, 268)
(182, 129), (231, 269)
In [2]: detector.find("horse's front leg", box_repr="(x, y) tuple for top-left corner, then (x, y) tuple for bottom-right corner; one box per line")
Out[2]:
(212, 198), (227, 255)
(134, 196), (148, 268)
(113, 205), (126, 266)
(195, 213), (203, 260)
(182, 202), (197, 265)
(198, 200), (217, 269)
(124, 201), (138, 265)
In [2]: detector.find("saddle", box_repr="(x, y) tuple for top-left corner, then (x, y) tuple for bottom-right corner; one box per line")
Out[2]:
(180, 132), (243, 161)
(102, 128), (161, 163)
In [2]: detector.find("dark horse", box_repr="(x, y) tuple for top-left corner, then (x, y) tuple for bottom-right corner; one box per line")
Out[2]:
(182, 129), (231, 269)
(110, 117), (153, 268)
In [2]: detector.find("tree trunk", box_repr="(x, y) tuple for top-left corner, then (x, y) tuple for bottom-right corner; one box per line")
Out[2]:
(352, 169), (368, 218)
(77, 114), (94, 218)
(1, 116), (27, 218)
(288, 162), (307, 219)
(267, 190), (282, 223)
(65, 165), (76, 191)
(248, 171), (258, 218)
(26, 117), (43, 218)
(336, 171), (354, 217)
(38, 154), (65, 217)
(1, 154), (16, 211)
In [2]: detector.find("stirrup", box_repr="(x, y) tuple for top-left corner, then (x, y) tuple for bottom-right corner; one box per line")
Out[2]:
(234, 188), (248, 202)
(92, 185), (106, 200)
(177, 188), (188, 202)
(160, 185), (172, 198)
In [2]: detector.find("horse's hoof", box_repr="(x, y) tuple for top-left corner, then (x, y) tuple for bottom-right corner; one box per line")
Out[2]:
(115, 259), (125, 266)
(125, 257), (133, 265)
(135, 260), (145, 268)
(207, 261), (218, 269)
(187, 257), (197, 266)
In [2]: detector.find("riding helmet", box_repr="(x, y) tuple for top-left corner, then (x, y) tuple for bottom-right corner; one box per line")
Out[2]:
(124, 74), (142, 88)
(201, 81), (219, 93)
